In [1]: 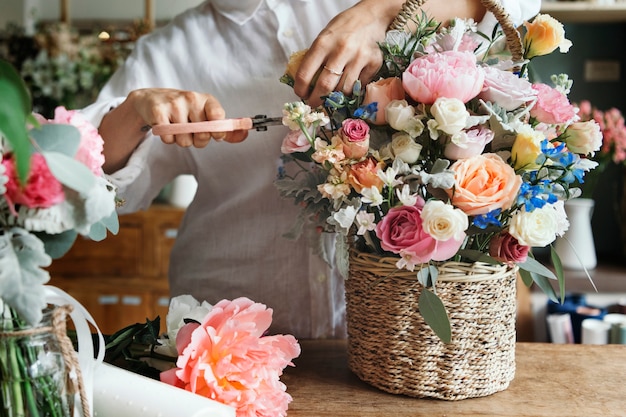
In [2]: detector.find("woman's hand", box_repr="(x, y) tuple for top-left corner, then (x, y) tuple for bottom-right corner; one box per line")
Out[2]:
(100, 88), (248, 173)
(293, 1), (403, 108)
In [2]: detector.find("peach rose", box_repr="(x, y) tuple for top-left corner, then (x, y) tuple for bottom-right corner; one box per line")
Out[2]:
(523, 14), (572, 59)
(363, 77), (405, 125)
(348, 157), (384, 193)
(447, 153), (522, 216)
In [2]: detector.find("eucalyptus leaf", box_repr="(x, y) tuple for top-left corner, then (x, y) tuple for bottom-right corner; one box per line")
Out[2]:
(518, 267), (534, 288)
(419, 288), (451, 343)
(30, 124), (81, 156)
(35, 230), (78, 259)
(88, 222), (107, 242)
(42, 151), (95, 194)
(530, 271), (559, 303)
(550, 246), (566, 304)
(0, 59), (32, 183)
(518, 256), (557, 280)
(417, 265), (438, 288)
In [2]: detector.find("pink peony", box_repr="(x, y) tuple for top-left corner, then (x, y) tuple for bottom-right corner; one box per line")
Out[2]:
(281, 130), (311, 154)
(48, 107), (106, 175)
(375, 197), (464, 263)
(160, 297), (301, 417)
(488, 232), (530, 263)
(2, 153), (65, 209)
(402, 50), (484, 105)
(530, 83), (577, 125)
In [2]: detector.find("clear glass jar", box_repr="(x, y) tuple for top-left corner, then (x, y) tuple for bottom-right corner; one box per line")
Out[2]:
(0, 306), (73, 417)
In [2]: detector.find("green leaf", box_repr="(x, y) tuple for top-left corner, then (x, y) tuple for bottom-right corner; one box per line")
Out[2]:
(517, 256), (557, 280)
(35, 230), (78, 259)
(550, 246), (566, 304)
(419, 288), (451, 343)
(518, 267), (534, 288)
(30, 124), (81, 156)
(42, 151), (95, 194)
(530, 271), (559, 303)
(417, 265), (438, 288)
(0, 59), (32, 183)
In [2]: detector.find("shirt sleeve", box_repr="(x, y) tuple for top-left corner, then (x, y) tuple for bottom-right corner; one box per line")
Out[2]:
(478, 0), (541, 34)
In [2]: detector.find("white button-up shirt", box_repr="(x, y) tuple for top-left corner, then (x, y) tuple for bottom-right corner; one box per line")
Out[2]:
(82, 0), (540, 338)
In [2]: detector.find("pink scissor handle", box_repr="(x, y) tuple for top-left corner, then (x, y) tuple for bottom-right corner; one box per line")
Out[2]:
(151, 118), (254, 136)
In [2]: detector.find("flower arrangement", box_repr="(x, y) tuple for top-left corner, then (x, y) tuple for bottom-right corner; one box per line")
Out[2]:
(1, 58), (119, 415)
(574, 100), (626, 199)
(105, 295), (301, 417)
(277, 12), (602, 340)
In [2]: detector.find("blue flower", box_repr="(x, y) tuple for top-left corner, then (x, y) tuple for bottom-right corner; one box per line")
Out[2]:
(353, 102), (378, 120)
(472, 209), (502, 229)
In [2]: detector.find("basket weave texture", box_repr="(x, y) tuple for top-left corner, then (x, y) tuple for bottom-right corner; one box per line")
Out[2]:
(345, 251), (518, 400)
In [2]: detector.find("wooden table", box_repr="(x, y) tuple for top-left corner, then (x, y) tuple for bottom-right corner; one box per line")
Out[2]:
(283, 340), (626, 417)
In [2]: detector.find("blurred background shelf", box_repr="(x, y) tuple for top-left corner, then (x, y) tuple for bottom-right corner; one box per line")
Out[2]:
(541, 1), (626, 23)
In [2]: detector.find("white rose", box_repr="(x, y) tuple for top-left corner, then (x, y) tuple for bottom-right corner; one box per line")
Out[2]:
(420, 200), (468, 241)
(391, 133), (422, 164)
(165, 295), (213, 348)
(386, 100), (415, 130)
(430, 97), (469, 135)
(509, 204), (564, 247)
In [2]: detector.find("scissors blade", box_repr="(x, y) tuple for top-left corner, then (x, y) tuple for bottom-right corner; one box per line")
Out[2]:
(150, 115), (283, 136)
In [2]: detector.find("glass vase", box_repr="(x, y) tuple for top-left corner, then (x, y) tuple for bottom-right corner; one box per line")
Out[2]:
(0, 306), (73, 417)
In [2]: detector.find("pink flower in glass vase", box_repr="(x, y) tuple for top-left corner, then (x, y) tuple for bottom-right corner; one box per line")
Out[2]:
(530, 83), (577, 125)
(46, 107), (106, 175)
(402, 50), (484, 104)
(160, 297), (301, 417)
(2, 153), (64, 209)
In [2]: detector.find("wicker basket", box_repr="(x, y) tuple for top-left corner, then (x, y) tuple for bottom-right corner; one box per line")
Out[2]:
(346, 251), (518, 400)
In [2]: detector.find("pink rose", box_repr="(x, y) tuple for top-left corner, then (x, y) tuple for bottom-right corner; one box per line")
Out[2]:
(340, 119), (370, 159)
(444, 125), (494, 160)
(402, 50), (484, 104)
(447, 153), (522, 216)
(375, 197), (463, 263)
(489, 232), (530, 263)
(530, 83), (577, 125)
(363, 77), (405, 125)
(48, 107), (106, 175)
(161, 297), (300, 417)
(281, 130), (311, 153)
(2, 153), (65, 209)
(478, 67), (536, 111)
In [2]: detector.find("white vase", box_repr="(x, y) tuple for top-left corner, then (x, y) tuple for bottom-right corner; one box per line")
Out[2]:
(554, 198), (597, 270)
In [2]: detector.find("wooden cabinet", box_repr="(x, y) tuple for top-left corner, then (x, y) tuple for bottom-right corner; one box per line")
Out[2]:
(541, 2), (626, 23)
(48, 204), (185, 334)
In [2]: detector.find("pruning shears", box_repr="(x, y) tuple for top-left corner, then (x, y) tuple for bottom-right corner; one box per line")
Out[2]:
(150, 115), (283, 136)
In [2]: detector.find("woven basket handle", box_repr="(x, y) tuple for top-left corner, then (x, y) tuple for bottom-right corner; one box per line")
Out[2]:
(389, 0), (523, 62)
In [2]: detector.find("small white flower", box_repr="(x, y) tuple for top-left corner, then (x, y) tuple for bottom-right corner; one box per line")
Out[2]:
(355, 211), (376, 235)
(377, 166), (403, 188)
(360, 186), (384, 207)
(396, 250), (418, 272)
(333, 206), (358, 230)
(396, 184), (418, 207)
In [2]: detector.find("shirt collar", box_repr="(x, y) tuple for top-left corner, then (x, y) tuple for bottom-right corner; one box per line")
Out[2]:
(208, 0), (311, 25)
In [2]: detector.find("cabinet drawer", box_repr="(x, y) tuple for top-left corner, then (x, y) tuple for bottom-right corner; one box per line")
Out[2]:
(47, 221), (143, 277)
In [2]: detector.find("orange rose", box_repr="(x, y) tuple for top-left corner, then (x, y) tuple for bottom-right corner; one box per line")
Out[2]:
(523, 14), (572, 59)
(363, 77), (405, 125)
(446, 154), (522, 216)
(348, 157), (385, 193)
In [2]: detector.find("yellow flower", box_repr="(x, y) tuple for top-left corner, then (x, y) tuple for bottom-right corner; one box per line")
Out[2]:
(280, 49), (321, 88)
(511, 125), (544, 171)
(523, 14), (572, 59)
